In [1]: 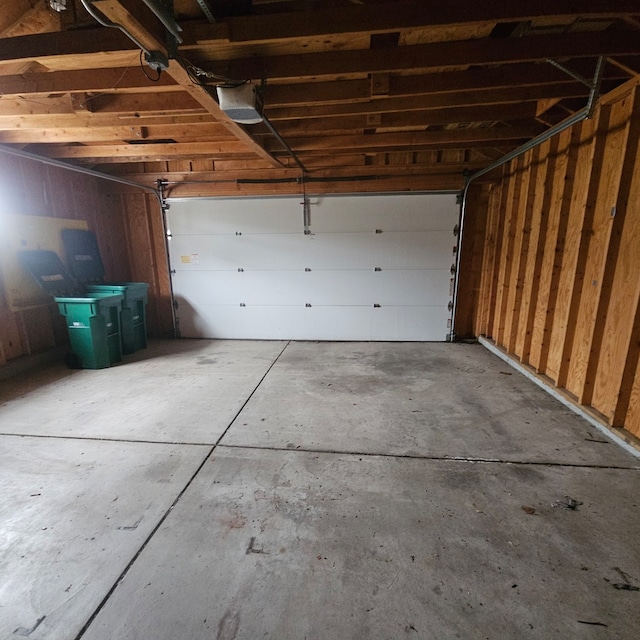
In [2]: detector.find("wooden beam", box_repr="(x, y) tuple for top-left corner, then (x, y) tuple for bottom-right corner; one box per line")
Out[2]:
(265, 83), (597, 120)
(0, 1), (58, 38)
(0, 67), (180, 98)
(213, 32), (640, 82)
(0, 26), (135, 68)
(0, 122), (230, 144)
(263, 127), (537, 153)
(154, 175), (466, 198)
(89, 92), (205, 115)
(185, 0), (640, 45)
(262, 62), (627, 107)
(31, 140), (254, 162)
(91, 0), (283, 168)
(0, 112), (216, 129)
(266, 104), (540, 136)
(9, 64), (560, 105)
(117, 162), (483, 186)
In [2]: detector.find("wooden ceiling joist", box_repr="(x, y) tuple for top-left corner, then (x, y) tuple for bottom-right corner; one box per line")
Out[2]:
(0, 1), (638, 192)
(89, 0), (283, 167)
(184, 0), (640, 45)
(212, 31), (640, 82)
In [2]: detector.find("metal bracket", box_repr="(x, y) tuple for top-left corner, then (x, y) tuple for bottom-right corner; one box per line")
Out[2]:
(546, 58), (593, 88)
(195, 0), (216, 22)
(547, 56), (606, 118)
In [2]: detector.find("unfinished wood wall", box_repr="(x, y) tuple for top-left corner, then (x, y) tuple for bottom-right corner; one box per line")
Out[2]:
(462, 81), (640, 439)
(0, 155), (172, 368)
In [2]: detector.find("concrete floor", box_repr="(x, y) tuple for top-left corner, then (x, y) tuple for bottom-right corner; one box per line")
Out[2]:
(1, 340), (639, 640)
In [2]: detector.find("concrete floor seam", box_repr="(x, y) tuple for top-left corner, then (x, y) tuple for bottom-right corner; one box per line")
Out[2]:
(71, 441), (217, 640)
(217, 443), (640, 471)
(213, 340), (291, 449)
(3, 341), (639, 639)
(72, 340), (291, 640)
(0, 431), (216, 447)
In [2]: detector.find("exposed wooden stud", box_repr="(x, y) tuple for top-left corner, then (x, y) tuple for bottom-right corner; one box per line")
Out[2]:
(512, 145), (543, 359)
(550, 117), (599, 387)
(529, 129), (574, 376)
(537, 126), (581, 380)
(493, 156), (525, 348)
(484, 171), (510, 339)
(503, 148), (535, 354)
(590, 87), (640, 418)
(566, 97), (631, 403)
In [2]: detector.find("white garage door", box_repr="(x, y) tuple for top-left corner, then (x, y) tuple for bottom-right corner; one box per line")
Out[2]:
(167, 193), (459, 341)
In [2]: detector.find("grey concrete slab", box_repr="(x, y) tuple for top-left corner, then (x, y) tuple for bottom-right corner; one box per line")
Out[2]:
(80, 447), (640, 640)
(0, 340), (286, 444)
(222, 342), (639, 467)
(0, 435), (209, 640)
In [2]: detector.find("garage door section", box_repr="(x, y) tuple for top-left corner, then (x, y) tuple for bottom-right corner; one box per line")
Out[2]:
(167, 193), (459, 341)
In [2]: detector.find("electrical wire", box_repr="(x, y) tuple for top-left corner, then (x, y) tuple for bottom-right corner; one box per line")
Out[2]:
(140, 50), (162, 82)
(174, 52), (243, 87)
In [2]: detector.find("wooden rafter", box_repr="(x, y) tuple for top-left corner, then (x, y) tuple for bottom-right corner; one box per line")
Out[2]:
(0, 1), (638, 191)
(90, 0), (282, 167)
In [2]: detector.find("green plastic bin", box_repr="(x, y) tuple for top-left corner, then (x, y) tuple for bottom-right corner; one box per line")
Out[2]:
(86, 283), (149, 354)
(17, 249), (125, 370)
(55, 293), (124, 369)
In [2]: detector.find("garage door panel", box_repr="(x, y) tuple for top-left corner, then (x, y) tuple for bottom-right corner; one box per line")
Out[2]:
(311, 194), (458, 232)
(177, 304), (447, 341)
(168, 198), (299, 235)
(370, 306), (451, 341)
(167, 193), (459, 341)
(170, 231), (455, 272)
(174, 270), (452, 307)
(170, 194), (458, 236)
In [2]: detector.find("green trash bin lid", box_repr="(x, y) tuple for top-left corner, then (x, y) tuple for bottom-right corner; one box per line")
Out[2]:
(61, 228), (105, 284)
(18, 249), (82, 297)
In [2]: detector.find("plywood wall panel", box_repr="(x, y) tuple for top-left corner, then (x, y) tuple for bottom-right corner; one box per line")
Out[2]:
(491, 166), (521, 345)
(566, 98), (631, 402)
(541, 126), (582, 380)
(591, 87), (640, 420)
(463, 78), (640, 443)
(503, 152), (534, 354)
(623, 358), (640, 438)
(454, 184), (487, 339)
(45, 165), (77, 219)
(98, 194), (132, 283)
(473, 183), (500, 336)
(513, 145), (544, 361)
(101, 192), (174, 338)
(16, 157), (47, 215)
(0, 157), (151, 365)
(528, 134), (565, 373)
(19, 307), (55, 354)
(551, 118), (599, 388)
(122, 193), (155, 285)
(481, 179), (508, 339)
(145, 194), (175, 338)
(0, 299), (25, 361)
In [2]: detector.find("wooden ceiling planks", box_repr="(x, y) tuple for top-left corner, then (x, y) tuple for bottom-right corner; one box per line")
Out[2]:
(0, 0), (639, 194)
